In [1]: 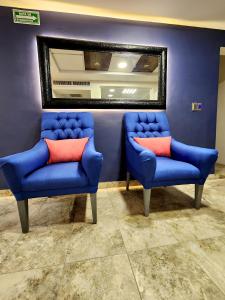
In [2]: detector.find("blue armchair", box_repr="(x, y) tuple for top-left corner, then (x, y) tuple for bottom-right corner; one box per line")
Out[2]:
(124, 112), (218, 216)
(0, 112), (103, 233)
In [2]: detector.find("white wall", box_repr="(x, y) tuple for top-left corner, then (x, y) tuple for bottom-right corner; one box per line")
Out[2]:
(216, 52), (225, 165)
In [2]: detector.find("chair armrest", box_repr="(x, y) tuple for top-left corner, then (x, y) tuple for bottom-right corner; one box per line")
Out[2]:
(171, 139), (218, 179)
(0, 140), (49, 193)
(126, 137), (156, 185)
(81, 138), (103, 186)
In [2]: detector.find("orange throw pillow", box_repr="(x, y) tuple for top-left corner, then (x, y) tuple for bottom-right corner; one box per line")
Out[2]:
(134, 136), (171, 157)
(45, 138), (89, 164)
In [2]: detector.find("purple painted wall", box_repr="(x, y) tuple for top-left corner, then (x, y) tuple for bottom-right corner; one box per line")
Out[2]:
(0, 6), (225, 187)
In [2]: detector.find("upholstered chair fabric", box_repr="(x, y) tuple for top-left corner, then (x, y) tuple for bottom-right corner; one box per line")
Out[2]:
(125, 112), (170, 139)
(41, 112), (94, 140)
(0, 112), (103, 232)
(0, 112), (102, 200)
(124, 112), (218, 189)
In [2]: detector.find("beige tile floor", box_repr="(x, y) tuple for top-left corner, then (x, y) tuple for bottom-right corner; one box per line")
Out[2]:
(0, 164), (225, 299)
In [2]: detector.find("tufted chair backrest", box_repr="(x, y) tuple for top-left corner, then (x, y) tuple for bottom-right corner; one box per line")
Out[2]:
(124, 112), (170, 138)
(41, 112), (94, 140)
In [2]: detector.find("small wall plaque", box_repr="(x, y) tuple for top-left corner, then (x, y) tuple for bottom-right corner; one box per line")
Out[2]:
(192, 102), (202, 111)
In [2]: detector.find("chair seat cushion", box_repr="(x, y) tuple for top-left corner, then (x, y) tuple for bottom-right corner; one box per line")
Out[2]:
(154, 157), (200, 183)
(22, 162), (88, 192)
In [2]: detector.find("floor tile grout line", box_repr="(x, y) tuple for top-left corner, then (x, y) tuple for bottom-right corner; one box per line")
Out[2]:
(107, 190), (143, 299)
(124, 232), (225, 257)
(1, 180), (225, 296)
(56, 192), (132, 288)
(187, 242), (225, 297)
(118, 224), (143, 299)
(0, 223), (75, 277)
(3, 236), (225, 296)
(110, 195), (222, 299)
(54, 213), (79, 300)
(108, 186), (199, 253)
(127, 235), (225, 299)
(126, 253), (143, 300)
(0, 252), (131, 277)
(195, 262), (225, 297)
(0, 262), (64, 277)
(64, 252), (128, 267)
(110, 195), (224, 253)
(0, 193), (125, 278)
(2, 226), (224, 278)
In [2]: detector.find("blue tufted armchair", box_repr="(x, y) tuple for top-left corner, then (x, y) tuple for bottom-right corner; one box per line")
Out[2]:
(0, 112), (103, 233)
(124, 112), (218, 216)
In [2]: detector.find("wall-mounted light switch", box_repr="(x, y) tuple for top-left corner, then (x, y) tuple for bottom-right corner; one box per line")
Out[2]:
(192, 102), (202, 111)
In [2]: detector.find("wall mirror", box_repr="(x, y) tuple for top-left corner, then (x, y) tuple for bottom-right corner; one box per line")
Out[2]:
(37, 36), (167, 109)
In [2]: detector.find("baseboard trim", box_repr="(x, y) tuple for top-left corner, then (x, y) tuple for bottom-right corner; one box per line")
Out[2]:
(98, 180), (140, 189)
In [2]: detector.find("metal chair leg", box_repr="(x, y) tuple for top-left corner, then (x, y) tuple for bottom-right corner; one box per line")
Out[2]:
(90, 193), (97, 224)
(143, 189), (151, 217)
(195, 184), (204, 209)
(126, 172), (130, 191)
(17, 199), (29, 233)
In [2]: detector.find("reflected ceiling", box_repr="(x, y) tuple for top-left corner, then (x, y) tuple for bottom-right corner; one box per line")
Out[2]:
(49, 49), (159, 100)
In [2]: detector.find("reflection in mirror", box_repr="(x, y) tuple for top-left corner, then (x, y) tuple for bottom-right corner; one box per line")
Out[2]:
(49, 49), (159, 101)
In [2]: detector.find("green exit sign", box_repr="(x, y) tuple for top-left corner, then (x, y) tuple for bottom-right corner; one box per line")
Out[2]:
(13, 9), (40, 25)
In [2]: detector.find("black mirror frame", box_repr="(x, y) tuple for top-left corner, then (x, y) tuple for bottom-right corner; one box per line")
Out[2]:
(37, 36), (167, 109)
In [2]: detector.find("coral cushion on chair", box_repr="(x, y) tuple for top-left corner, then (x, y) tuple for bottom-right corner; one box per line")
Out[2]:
(45, 138), (88, 164)
(134, 136), (171, 157)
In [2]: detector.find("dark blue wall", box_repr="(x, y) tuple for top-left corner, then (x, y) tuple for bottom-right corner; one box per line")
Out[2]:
(1, 6), (225, 187)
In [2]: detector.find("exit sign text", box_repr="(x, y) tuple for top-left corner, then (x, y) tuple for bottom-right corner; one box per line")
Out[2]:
(13, 9), (40, 26)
